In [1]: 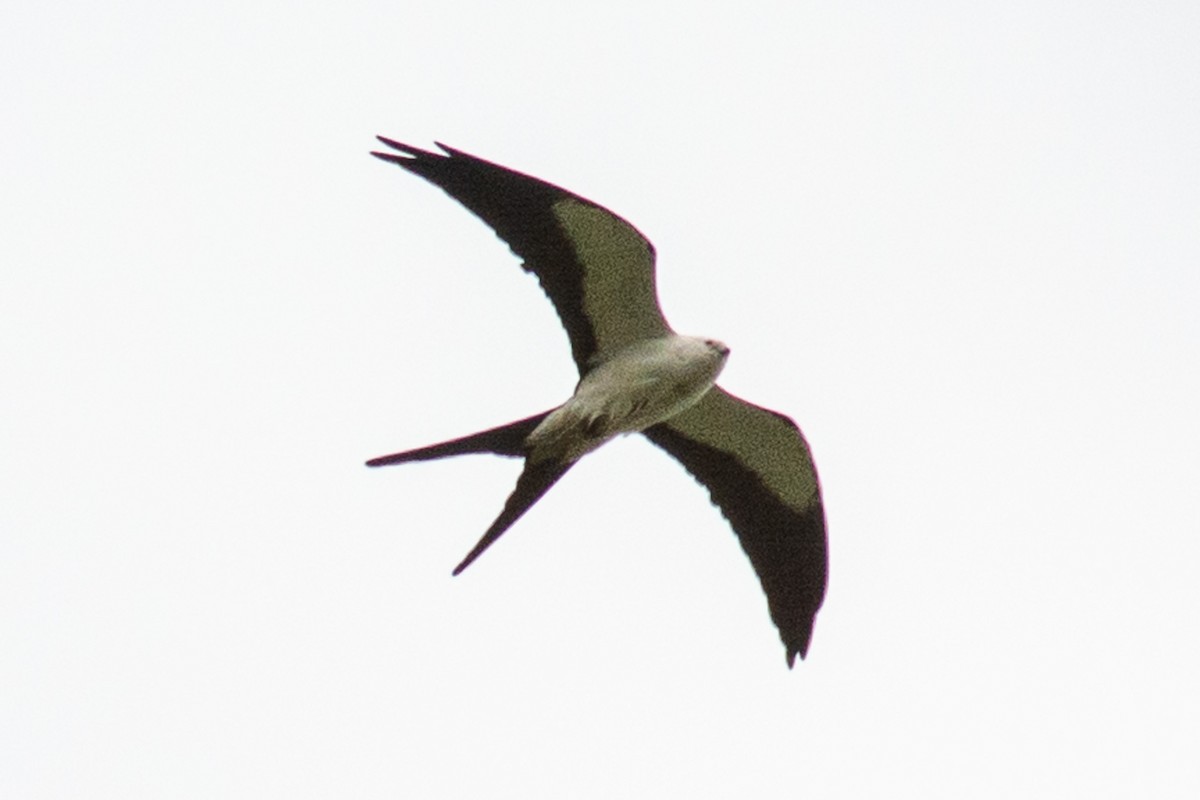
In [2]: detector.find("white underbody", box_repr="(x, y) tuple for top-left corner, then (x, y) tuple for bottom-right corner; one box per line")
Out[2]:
(525, 334), (729, 464)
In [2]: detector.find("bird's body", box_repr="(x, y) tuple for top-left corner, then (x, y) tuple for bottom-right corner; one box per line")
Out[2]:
(368, 139), (827, 665)
(527, 335), (730, 463)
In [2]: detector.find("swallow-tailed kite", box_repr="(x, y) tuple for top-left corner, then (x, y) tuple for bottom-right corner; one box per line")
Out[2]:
(367, 138), (827, 665)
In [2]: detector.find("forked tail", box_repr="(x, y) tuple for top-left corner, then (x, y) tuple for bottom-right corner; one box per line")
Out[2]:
(365, 410), (555, 467)
(451, 458), (574, 575)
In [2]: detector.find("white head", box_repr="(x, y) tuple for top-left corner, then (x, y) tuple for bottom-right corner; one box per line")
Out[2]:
(702, 337), (731, 358)
(682, 335), (731, 383)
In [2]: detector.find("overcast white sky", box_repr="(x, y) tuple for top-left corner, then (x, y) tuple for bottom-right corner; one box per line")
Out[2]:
(4, 2), (1199, 797)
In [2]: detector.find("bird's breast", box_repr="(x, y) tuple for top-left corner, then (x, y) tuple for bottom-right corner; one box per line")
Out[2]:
(526, 335), (727, 463)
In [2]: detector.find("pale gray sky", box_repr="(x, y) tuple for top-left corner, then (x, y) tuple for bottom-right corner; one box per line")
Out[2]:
(3, 2), (1199, 797)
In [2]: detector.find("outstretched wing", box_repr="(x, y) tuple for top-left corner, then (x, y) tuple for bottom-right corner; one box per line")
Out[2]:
(372, 138), (671, 372)
(642, 387), (827, 666)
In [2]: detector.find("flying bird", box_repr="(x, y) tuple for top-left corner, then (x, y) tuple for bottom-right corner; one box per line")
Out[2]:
(367, 138), (827, 665)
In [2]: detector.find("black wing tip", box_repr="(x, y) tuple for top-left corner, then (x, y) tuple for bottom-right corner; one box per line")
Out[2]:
(372, 136), (460, 163)
(370, 150), (407, 166)
(371, 137), (427, 166)
(375, 135), (420, 154)
(785, 622), (817, 667)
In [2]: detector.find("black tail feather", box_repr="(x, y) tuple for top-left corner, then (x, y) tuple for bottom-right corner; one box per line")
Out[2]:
(366, 410), (555, 467)
(451, 458), (573, 575)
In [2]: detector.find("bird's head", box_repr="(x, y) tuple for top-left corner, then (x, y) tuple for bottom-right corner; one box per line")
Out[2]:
(703, 338), (731, 358)
(688, 336), (731, 383)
